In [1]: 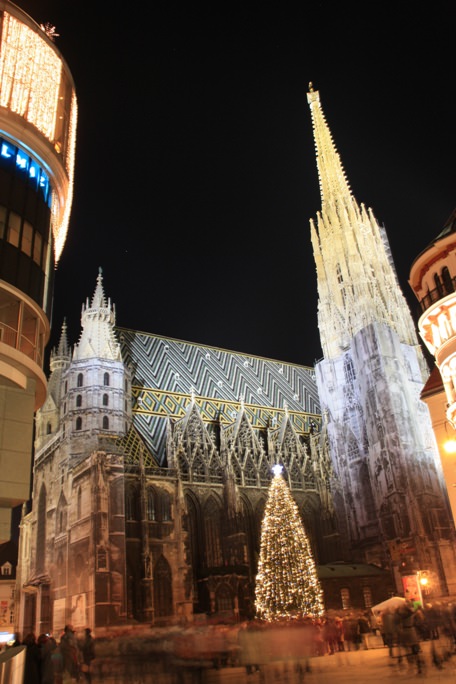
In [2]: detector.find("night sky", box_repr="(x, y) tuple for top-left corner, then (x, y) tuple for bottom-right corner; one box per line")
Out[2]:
(14, 1), (456, 369)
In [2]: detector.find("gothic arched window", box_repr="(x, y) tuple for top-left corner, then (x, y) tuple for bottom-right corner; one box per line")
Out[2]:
(76, 395), (82, 407)
(36, 485), (46, 575)
(103, 372), (110, 386)
(147, 488), (156, 521)
(159, 490), (171, 521)
(46, 422), (52, 434)
(153, 555), (173, 617)
(125, 485), (140, 520)
(203, 497), (222, 568)
(102, 393), (109, 406)
(77, 373), (83, 387)
(215, 583), (233, 612)
(102, 416), (109, 429)
(76, 417), (82, 431)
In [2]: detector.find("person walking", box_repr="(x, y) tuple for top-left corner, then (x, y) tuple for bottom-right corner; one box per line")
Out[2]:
(23, 633), (41, 684)
(59, 625), (81, 682)
(80, 628), (95, 683)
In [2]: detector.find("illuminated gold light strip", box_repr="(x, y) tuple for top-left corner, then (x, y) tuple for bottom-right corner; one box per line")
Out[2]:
(0, 13), (61, 140)
(0, 12), (77, 264)
(54, 91), (77, 263)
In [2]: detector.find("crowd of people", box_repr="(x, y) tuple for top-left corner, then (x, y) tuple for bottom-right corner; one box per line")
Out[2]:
(7, 601), (456, 682)
(379, 599), (456, 672)
(10, 625), (95, 684)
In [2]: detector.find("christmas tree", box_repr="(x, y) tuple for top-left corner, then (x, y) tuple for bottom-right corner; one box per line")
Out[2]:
(255, 465), (324, 620)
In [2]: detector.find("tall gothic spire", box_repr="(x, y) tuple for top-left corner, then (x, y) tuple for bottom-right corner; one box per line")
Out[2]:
(307, 83), (352, 208)
(73, 267), (122, 361)
(307, 85), (423, 364)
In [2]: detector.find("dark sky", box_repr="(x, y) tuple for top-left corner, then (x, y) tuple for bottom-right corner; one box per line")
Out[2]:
(14, 1), (456, 368)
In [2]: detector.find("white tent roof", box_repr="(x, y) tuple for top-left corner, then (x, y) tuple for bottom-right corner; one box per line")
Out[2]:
(371, 596), (406, 615)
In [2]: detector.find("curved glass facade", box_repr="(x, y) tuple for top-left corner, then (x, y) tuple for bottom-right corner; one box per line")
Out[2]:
(0, 136), (53, 315)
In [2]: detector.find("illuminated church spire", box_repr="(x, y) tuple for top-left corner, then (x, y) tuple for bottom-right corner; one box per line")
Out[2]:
(307, 85), (456, 595)
(73, 267), (121, 361)
(307, 84), (424, 365)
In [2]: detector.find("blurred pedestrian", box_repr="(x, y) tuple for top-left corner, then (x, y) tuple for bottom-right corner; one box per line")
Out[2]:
(23, 632), (41, 684)
(81, 628), (95, 683)
(60, 624), (81, 682)
(38, 633), (57, 684)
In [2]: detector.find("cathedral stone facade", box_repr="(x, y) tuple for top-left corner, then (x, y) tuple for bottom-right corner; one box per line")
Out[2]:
(15, 86), (456, 635)
(307, 85), (456, 596)
(16, 270), (334, 633)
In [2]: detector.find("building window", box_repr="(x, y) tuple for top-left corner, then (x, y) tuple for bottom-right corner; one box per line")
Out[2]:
(1, 563), (11, 576)
(77, 373), (83, 388)
(97, 547), (107, 570)
(126, 486), (139, 520)
(46, 422), (52, 434)
(77, 487), (82, 519)
(102, 393), (109, 406)
(103, 372), (110, 386)
(7, 211), (20, 247)
(147, 488), (156, 521)
(76, 417), (82, 430)
(76, 395), (82, 407)
(159, 490), (171, 521)
(442, 266), (453, 295)
(204, 498), (222, 568)
(215, 583), (233, 612)
(102, 416), (109, 429)
(363, 586), (372, 608)
(341, 588), (350, 610)
(153, 555), (173, 618)
(21, 220), (33, 256)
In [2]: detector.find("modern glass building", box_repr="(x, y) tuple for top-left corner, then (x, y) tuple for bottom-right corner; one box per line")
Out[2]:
(0, 2), (77, 540)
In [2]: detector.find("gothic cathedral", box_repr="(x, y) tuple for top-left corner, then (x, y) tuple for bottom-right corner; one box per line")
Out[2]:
(16, 86), (456, 634)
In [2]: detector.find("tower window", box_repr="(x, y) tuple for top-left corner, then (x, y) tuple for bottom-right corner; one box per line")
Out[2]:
(76, 417), (82, 431)
(102, 416), (109, 429)
(341, 588), (350, 610)
(102, 393), (109, 406)
(103, 372), (110, 386)
(46, 422), (52, 434)
(76, 395), (82, 407)
(77, 373), (83, 388)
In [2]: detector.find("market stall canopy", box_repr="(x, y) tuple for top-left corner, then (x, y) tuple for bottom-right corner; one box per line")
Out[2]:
(371, 596), (406, 615)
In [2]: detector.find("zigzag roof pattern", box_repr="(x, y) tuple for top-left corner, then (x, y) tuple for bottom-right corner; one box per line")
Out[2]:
(118, 327), (321, 465)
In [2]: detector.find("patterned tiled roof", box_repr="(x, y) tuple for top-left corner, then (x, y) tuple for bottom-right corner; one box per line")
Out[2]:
(118, 328), (320, 465)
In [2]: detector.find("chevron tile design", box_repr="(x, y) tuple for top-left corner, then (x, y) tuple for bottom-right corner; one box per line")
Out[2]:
(119, 328), (320, 465)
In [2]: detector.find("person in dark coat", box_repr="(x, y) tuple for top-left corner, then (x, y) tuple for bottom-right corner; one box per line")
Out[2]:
(59, 624), (81, 681)
(81, 628), (95, 683)
(38, 634), (58, 684)
(23, 632), (41, 684)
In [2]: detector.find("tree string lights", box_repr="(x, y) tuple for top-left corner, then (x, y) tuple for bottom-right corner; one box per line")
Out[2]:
(255, 464), (324, 621)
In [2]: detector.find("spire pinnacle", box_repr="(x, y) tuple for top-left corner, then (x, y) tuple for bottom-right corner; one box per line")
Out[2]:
(307, 86), (352, 206)
(73, 268), (121, 361)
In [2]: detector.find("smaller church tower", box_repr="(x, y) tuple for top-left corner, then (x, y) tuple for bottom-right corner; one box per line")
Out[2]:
(17, 270), (133, 636)
(61, 267), (131, 444)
